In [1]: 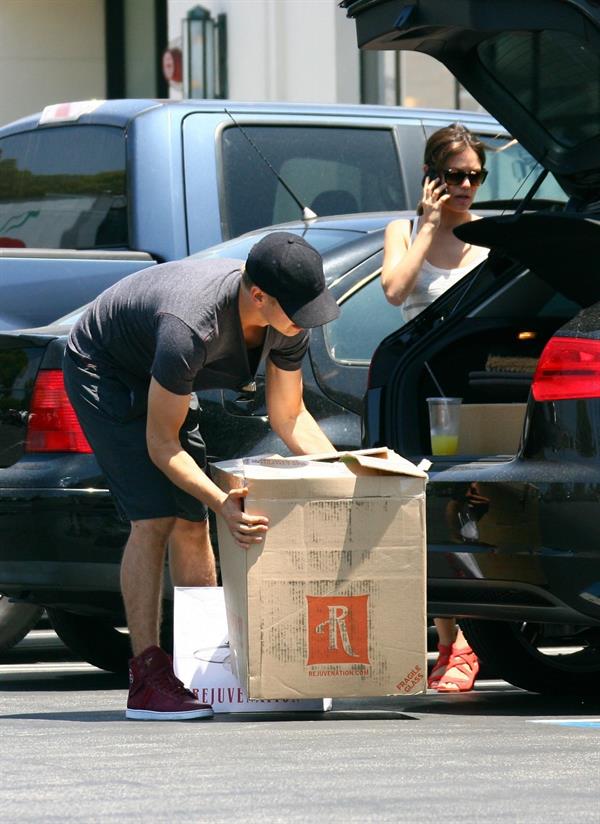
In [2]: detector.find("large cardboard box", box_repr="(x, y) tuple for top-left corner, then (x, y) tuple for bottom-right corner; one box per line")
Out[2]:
(211, 448), (428, 700)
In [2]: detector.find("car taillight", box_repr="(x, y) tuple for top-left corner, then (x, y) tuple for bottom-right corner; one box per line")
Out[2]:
(25, 369), (92, 453)
(532, 336), (600, 402)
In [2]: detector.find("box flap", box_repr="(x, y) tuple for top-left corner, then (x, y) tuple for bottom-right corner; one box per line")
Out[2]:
(212, 448), (428, 481)
(304, 447), (428, 479)
(301, 446), (391, 462)
(339, 451), (428, 479)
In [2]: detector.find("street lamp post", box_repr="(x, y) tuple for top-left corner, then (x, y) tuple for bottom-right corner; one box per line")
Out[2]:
(183, 5), (227, 99)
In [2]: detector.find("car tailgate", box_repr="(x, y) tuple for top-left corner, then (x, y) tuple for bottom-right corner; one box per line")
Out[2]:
(0, 250), (155, 331)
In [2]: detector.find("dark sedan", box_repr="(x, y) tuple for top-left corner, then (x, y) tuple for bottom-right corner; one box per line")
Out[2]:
(344, 0), (600, 694)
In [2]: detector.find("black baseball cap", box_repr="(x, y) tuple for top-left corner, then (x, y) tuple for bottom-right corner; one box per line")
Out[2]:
(245, 232), (340, 328)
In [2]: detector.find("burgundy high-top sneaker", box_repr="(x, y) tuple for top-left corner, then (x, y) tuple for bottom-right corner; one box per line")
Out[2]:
(126, 646), (213, 721)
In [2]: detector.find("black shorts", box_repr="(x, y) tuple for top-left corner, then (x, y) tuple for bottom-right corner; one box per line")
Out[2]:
(63, 350), (208, 523)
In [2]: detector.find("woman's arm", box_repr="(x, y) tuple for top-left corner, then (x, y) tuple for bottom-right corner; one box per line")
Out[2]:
(381, 177), (449, 306)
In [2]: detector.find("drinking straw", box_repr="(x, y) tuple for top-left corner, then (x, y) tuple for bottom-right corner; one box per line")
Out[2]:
(425, 361), (445, 397)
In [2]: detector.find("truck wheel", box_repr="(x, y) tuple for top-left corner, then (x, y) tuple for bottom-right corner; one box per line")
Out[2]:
(461, 618), (600, 695)
(0, 595), (43, 650)
(46, 609), (131, 674)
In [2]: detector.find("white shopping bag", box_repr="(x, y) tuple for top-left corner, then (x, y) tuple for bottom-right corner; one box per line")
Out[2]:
(173, 587), (331, 713)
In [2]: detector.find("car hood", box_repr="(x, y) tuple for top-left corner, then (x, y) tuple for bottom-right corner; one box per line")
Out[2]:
(341, 0), (600, 200)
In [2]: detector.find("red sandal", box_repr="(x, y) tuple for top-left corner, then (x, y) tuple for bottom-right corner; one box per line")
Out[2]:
(427, 643), (452, 689)
(436, 643), (479, 693)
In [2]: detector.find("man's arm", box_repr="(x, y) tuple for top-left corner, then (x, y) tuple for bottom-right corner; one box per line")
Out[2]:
(265, 360), (335, 455)
(146, 378), (268, 547)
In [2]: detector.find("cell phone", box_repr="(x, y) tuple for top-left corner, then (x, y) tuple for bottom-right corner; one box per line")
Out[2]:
(422, 174), (445, 186)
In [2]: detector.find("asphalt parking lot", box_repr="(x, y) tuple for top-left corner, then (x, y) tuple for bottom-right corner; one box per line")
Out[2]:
(1, 630), (599, 823)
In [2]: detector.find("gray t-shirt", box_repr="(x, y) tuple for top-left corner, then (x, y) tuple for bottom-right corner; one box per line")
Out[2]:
(67, 257), (309, 395)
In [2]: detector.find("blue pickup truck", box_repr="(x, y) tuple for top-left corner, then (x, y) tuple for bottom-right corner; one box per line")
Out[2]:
(0, 97), (521, 333)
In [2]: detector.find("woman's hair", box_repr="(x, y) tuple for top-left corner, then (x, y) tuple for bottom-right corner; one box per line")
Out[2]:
(417, 123), (487, 214)
(424, 123), (486, 173)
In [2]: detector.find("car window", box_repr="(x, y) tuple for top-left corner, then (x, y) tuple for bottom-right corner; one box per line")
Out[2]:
(466, 267), (585, 321)
(220, 125), (405, 237)
(478, 30), (600, 149)
(324, 272), (404, 363)
(476, 135), (566, 204)
(0, 126), (127, 250)
(537, 290), (582, 318)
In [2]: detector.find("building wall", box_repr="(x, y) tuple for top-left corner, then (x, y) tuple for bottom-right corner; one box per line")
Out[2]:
(166, 0), (475, 110)
(0, 0), (479, 128)
(0, 0), (105, 126)
(167, 0), (360, 104)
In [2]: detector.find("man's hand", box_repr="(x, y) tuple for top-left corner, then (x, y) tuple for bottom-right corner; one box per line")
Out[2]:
(219, 487), (269, 550)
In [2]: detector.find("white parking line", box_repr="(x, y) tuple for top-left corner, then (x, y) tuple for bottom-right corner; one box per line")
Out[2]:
(529, 719), (600, 728)
(530, 718), (600, 724)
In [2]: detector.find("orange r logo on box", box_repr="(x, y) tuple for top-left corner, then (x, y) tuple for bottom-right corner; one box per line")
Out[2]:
(306, 595), (370, 665)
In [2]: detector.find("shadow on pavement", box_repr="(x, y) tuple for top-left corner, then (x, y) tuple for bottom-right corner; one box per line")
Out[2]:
(2, 678), (598, 722)
(211, 709), (417, 723)
(399, 687), (600, 718)
(3, 632), (598, 720)
(0, 710), (127, 723)
(0, 708), (416, 723)
(0, 671), (128, 692)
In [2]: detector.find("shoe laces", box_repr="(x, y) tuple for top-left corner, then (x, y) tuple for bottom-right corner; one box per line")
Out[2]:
(149, 665), (192, 697)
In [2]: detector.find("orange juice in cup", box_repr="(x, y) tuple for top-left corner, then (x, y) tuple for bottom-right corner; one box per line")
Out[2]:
(426, 398), (462, 457)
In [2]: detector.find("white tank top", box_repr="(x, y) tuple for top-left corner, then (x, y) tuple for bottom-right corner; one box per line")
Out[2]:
(402, 219), (489, 321)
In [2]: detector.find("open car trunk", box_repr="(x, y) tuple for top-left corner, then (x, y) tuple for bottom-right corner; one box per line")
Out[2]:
(345, 0), (600, 457)
(365, 213), (600, 465)
(341, 0), (600, 206)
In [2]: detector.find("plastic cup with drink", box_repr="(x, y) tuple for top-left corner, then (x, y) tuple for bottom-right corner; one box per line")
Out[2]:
(426, 397), (462, 456)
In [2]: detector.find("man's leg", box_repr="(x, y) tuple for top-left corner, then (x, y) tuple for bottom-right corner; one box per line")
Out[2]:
(122, 515), (213, 720)
(168, 518), (217, 588)
(120, 516), (175, 657)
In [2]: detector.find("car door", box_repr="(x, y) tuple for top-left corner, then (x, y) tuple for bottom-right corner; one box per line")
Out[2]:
(307, 249), (407, 415)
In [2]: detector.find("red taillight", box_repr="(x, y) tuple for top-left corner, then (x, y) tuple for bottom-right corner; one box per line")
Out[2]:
(532, 336), (600, 402)
(25, 369), (92, 453)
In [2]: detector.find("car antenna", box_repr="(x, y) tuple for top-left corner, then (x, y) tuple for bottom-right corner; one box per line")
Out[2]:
(224, 108), (317, 220)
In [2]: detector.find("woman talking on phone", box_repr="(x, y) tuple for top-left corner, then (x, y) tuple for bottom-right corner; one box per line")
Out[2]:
(381, 123), (489, 693)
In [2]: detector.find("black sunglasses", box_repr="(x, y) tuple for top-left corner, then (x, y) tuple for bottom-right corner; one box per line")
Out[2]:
(441, 168), (488, 186)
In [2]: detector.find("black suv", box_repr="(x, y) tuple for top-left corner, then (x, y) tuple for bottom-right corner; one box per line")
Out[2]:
(342, 0), (600, 694)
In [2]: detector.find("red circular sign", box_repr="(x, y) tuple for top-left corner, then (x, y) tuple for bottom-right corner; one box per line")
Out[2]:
(162, 48), (182, 84)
